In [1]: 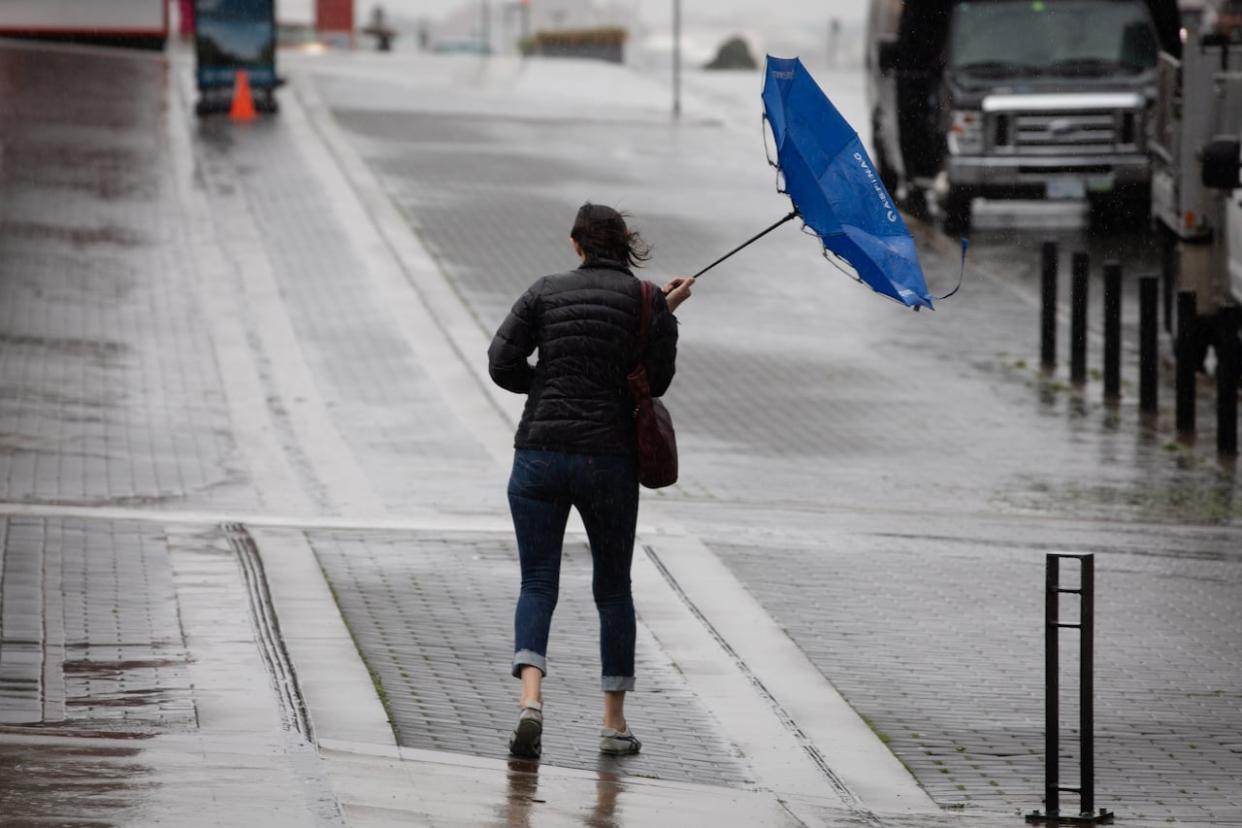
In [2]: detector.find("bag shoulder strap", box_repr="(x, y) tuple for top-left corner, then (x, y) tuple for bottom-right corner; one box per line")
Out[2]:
(637, 280), (653, 347)
(630, 280), (656, 375)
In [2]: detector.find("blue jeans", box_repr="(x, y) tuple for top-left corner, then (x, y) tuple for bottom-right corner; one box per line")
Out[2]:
(508, 448), (639, 692)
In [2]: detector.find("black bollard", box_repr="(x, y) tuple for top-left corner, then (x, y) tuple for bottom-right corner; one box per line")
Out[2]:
(1218, 306), (1239, 455)
(1161, 233), (1176, 335)
(1041, 242), (1058, 372)
(1071, 252), (1089, 385)
(1177, 291), (1198, 434)
(1139, 276), (1159, 414)
(1103, 261), (1122, 401)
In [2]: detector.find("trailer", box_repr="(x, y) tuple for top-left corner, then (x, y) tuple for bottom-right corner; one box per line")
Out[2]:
(0, 0), (168, 50)
(1151, 27), (1242, 321)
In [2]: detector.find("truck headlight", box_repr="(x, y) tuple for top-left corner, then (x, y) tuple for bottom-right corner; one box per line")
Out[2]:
(948, 110), (984, 155)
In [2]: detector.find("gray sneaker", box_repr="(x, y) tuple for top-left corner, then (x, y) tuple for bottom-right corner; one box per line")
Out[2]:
(599, 727), (641, 755)
(509, 704), (543, 759)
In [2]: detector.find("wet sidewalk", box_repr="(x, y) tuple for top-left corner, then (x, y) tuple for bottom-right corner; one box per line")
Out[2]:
(2, 38), (1241, 828)
(288, 47), (1242, 827)
(0, 516), (341, 825)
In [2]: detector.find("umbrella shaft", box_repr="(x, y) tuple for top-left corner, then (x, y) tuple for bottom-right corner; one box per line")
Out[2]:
(691, 210), (799, 280)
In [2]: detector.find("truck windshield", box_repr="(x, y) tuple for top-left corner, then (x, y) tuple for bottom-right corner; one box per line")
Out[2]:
(950, 0), (1159, 78)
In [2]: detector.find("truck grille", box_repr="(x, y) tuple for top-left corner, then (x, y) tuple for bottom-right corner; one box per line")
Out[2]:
(995, 110), (1140, 155)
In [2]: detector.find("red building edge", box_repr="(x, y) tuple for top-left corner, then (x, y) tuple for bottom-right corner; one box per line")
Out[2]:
(0, 1), (169, 49)
(317, 0), (354, 46)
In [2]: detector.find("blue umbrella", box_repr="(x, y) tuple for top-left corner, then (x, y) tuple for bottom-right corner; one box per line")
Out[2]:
(693, 55), (962, 310)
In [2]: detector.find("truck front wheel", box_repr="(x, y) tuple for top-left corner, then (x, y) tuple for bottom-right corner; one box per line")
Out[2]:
(942, 187), (973, 234)
(1088, 192), (1150, 232)
(872, 121), (900, 195)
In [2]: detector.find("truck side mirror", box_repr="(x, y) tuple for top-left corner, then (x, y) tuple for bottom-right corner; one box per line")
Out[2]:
(1202, 137), (1242, 191)
(877, 36), (899, 73)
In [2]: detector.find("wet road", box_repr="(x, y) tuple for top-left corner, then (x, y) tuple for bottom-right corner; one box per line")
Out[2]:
(309, 54), (1235, 525)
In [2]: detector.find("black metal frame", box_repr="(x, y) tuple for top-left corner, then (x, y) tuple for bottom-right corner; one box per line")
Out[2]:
(1027, 553), (1114, 826)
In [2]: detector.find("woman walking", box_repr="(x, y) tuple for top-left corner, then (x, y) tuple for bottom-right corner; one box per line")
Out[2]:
(487, 203), (693, 759)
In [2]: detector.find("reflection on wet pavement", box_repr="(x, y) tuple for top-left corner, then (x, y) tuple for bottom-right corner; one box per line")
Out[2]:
(326, 742), (824, 828)
(0, 734), (149, 825)
(500, 762), (625, 828)
(501, 758), (543, 827)
(0, 729), (343, 827)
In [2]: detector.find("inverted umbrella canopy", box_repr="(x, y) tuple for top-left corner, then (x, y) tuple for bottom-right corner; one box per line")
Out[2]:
(762, 55), (934, 310)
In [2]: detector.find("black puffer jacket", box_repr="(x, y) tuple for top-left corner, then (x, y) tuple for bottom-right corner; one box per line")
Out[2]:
(488, 259), (678, 455)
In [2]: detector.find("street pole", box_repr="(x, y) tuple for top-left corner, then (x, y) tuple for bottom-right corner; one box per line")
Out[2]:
(673, 0), (682, 119)
(481, 0), (491, 54)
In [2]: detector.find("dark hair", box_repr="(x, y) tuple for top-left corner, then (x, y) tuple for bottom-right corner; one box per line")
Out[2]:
(570, 203), (651, 268)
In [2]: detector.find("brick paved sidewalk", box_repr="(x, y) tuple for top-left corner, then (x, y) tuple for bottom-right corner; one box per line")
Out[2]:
(711, 516), (1242, 825)
(0, 516), (193, 729)
(311, 529), (755, 788)
(0, 46), (257, 513)
(0, 514), (341, 825)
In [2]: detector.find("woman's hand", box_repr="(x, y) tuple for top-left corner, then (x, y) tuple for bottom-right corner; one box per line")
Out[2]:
(662, 277), (695, 312)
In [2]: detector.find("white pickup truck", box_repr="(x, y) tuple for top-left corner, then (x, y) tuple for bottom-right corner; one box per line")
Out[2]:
(865, 0), (1184, 230)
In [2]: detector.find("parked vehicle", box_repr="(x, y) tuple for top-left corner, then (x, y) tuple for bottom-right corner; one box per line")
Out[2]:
(1151, 25), (1242, 356)
(0, 0), (167, 50)
(194, 0), (279, 116)
(1180, 0), (1206, 29)
(1209, 0), (1242, 30)
(1226, 170), (1242, 310)
(865, 0), (1183, 229)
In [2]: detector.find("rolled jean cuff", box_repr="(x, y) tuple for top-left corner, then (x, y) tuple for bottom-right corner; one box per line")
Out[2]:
(512, 650), (547, 679)
(601, 675), (635, 692)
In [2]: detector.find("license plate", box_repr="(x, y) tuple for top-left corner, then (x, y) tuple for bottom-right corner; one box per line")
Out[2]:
(1086, 174), (1116, 194)
(1046, 177), (1087, 200)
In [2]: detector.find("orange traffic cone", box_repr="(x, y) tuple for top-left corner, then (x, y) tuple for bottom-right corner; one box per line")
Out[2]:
(230, 70), (257, 122)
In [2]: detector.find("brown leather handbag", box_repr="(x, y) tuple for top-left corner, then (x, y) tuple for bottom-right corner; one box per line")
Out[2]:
(629, 280), (678, 489)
